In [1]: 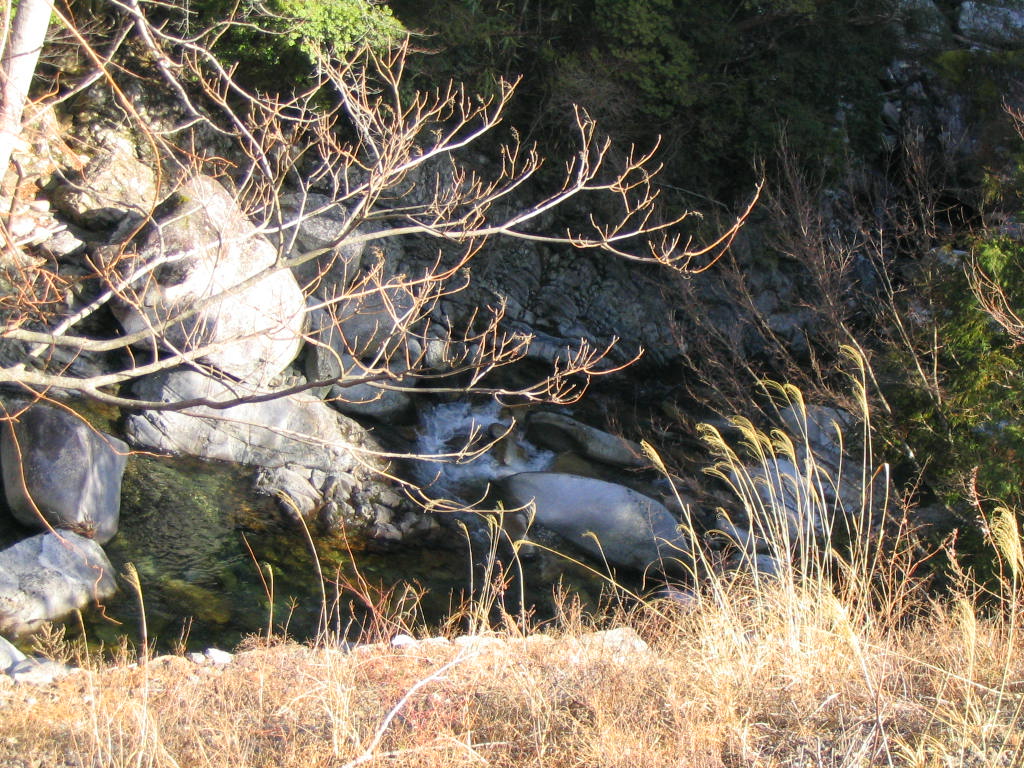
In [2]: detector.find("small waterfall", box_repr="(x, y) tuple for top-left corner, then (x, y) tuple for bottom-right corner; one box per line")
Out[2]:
(413, 401), (553, 501)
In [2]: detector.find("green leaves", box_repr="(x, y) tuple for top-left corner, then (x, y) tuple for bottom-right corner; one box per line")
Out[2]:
(276, 0), (405, 58)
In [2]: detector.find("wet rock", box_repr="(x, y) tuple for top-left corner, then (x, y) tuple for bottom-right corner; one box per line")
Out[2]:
(526, 412), (646, 468)
(113, 175), (306, 384)
(1, 402), (127, 544)
(499, 472), (689, 573)
(255, 465), (325, 521)
(0, 532), (117, 639)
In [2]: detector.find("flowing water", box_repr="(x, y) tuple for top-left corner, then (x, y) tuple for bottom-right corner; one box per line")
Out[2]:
(412, 400), (554, 500)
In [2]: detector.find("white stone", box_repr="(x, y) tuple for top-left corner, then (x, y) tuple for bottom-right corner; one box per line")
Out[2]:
(500, 472), (690, 573)
(205, 648), (234, 665)
(115, 175), (306, 384)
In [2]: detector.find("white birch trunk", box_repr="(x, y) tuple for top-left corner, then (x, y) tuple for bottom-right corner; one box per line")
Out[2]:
(0, 0), (52, 184)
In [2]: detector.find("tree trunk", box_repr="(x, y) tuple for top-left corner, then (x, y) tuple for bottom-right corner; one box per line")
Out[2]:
(0, 0), (52, 188)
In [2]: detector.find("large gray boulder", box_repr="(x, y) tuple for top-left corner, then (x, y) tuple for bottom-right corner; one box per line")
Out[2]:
(113, 175), (306, 384)
(499, 472), (689, 573)
(778, 403), (888, 528)
(0, 532), (117, 638)
(1, 403), (127, 544)
(725, 403), (890, 555)
(325, 361), (414, 422)
(124, 368), (384, 474)
(305, 300), (417, 422)
(305, 297), (418, 375)
(779, 404), (854, 468)
(958, 2), (1024, 47)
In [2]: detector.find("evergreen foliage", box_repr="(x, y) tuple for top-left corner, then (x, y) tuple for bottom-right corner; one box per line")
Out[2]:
(890, 238), (1024, 510)
(189, 0), (405, 89)
(392, 0), (898, 194)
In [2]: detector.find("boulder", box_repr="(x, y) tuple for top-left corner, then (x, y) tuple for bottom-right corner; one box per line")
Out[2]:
(526, 412), (647, 468)
(305, 298), (418, 375)
(779, 404), (854, 469)
(1, 403), (127, 544)
(0, 635), (26, 672)
(499, 472), (689, 573)
(320, 285), (418, 359)
(326, 370), (413, 422)
(124, 368), (384, 475)
(255, 465), (326, 522)
(777, 403), (888, 528)
(734, 458), (820, 543)
(51, 132), (159, 229)
(958, 2), (1024, 47)
(113, 175), (306, 384)
(281, 192), (366, 296)
(0, 532), (117, 639)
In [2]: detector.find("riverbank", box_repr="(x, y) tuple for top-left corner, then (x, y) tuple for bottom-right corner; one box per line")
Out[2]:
(3, 566), (1021, 768)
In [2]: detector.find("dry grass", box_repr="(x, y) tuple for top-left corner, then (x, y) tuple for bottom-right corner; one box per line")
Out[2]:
(3, 370), (1023, 767)
(1, 573), (1022, 768)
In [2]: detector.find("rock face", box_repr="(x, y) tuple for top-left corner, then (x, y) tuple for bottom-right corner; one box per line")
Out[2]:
(0, 532), (117, 639)
(404, 236), (681, 369)
(1, 403), (127, 544)
(124, 368), (382, 475)
(113, 175), (306, 384)
(958, 1), (1024, 47)
(499, 472), (689, 573)
(896, 0), (951, 49)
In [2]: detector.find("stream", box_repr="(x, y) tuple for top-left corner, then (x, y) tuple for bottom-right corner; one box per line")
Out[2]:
(4, 400), (615, 654)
